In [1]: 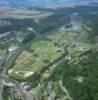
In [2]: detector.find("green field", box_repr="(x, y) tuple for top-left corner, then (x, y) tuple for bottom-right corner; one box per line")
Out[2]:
(8, 24), (88, 80)
(8, 30), (73, 79)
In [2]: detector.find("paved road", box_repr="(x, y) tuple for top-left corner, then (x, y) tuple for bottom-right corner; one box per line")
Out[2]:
(59, 80), (73, 100)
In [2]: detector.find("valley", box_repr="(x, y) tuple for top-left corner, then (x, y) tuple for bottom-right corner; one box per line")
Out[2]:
(0, 1), (98, 100)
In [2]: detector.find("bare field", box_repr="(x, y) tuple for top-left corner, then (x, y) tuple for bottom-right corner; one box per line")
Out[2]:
(0, 9), (52, 19)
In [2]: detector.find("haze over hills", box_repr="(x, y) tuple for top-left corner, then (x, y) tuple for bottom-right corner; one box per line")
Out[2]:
(0, 0), (98, 7)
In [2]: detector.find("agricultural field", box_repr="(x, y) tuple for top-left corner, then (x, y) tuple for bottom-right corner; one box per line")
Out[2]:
(8, 29), (75, 80)
(8, 23), (91, 80)
(2, 9), (53, 19)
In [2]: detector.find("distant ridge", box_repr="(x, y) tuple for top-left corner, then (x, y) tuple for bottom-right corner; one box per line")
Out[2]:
(0, 0), (98, 8)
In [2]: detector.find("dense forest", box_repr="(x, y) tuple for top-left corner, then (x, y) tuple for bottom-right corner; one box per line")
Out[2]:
(50, 50), (98, 100)
(80, 13), (98, 43)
